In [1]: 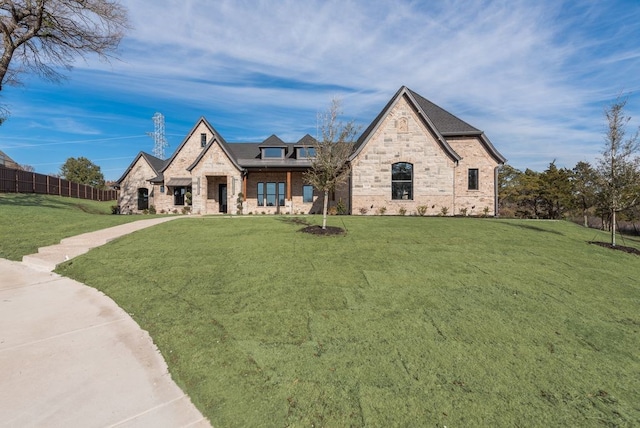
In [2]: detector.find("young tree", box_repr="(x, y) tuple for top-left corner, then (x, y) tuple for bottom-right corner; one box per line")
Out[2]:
(60, 156), (105, 188)
(303, 98), (358, 229)
(0, 0), (128, 119)
(596, 97), (640, 246)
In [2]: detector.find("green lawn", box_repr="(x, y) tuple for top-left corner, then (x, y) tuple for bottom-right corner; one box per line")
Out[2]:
(54, 216), (640, 427)
(0, 193), (157, 260)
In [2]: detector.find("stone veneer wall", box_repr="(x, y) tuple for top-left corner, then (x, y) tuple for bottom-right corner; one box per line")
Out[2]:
(350, 97), (456, 215)
(448, 137), (500, 216)
(118, 157), (155, 214)
(189, 141), (242, 215)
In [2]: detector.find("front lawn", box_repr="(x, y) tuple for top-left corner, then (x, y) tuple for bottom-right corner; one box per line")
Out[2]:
(56, 216), (640, 427)
(0, 194), (156, 260)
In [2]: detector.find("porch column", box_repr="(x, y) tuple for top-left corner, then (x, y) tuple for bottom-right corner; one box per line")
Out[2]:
(286, 171), (292, 200)
(242, 174), (247, 201)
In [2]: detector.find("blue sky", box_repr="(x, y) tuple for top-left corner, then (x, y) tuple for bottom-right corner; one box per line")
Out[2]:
(1, 0), (640, 181)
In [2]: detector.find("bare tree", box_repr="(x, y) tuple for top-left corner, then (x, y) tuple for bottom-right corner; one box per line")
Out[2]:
(303, 98), (358, 229)
(596, 97), (640, 246)
(0, 0), (128, 91)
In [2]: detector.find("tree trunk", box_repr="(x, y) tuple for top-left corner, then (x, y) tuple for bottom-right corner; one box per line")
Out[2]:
(611, 209), (616, 247)
(322, 190), (329, 230)
(583, 207), (588, 228)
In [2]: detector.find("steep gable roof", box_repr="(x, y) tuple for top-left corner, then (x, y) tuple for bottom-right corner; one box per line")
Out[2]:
(259, 135), (287, 147)
(161, 117), (213, 173)
(294, 134), (317, 147)
(115, 151), (167, 184)
(351, 86), (505, 164)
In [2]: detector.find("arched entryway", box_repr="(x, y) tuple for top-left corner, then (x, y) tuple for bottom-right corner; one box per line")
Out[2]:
(137, 188), (149, 210)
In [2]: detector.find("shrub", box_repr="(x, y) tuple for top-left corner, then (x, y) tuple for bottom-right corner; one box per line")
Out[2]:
(142, 209), (149, 215)
(328, 206), (338, 215)
(459, 207), (468, 216)
(185, 192), (192, 206)
(416, 205), (428, 216)
(359, 207), (369, 215)
(182, 206), (191, 215)
(376, 206), (387, 215)
(172, 208), (178, 214)
(483, 206), (490, 217)
(110, 205), (120, 215)
(236, 193), (244, 215)
(149, 205), (156, 215)
(336, 199), (347, 215)
(398, 207), (407, 216)
(440, 206), (449, 216)
(160, 209), (166, 214)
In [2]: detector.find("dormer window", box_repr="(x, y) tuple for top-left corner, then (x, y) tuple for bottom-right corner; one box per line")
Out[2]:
(297, 147), (316, 159)
(200, 133), (207, 147)
(262, 147), (284, 158)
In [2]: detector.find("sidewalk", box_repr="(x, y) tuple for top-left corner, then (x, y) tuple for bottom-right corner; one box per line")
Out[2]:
(0, 217), (211, 427)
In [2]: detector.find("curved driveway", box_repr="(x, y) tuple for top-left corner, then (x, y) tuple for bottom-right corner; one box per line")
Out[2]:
(0, 217), (210, 427)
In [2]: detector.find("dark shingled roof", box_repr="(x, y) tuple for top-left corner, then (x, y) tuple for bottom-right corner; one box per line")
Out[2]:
(259, 135), (287, 147)
(116, 151), (167, 184)
(294, 134), (317, 147)
(406, 88), (480, 134)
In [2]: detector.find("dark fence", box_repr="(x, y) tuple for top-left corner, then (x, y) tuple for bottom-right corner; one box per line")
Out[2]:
(0, 167), (118, 201)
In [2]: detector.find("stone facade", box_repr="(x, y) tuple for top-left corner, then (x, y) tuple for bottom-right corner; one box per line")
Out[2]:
(116, 86), (505, 216)
(118, 155), (156, 214)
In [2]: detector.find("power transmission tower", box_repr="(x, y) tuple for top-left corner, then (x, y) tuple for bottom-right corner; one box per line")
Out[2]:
(147, 112), (169, 160)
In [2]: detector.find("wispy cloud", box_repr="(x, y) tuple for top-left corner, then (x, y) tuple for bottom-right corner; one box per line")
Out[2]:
(3, 0), (640, 178)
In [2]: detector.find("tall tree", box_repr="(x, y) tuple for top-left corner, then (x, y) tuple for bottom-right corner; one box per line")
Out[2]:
(596, 97), (640, 246)
(60, 156), (105, 188)
(0, 0), (128, 119)
(571, 161), (598, 227)
(539, 161), (573, 219)
(303, 98), (358, 229)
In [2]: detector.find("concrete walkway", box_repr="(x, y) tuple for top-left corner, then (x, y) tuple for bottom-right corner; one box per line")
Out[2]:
(0, 217), (211, 427)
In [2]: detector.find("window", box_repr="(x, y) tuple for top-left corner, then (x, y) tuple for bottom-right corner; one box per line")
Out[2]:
(257, 182), (286, 206)
(200, 133), (207, 147)
(257, 182), (264, 206)
(392, 162), (413, 200)
(278, 182), (286, 206)
(262, 147), (284, 158)
(160, 185), (165, 193)
(298, 147), (316, 158)
(468, 168), (479, 190)
(173, 186), (187, 205)
(303, 185), (314, 203)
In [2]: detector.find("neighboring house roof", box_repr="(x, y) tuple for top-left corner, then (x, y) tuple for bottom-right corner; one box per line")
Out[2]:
(0, 149), (20, 169)
(351, 86), (506, 164)
(115, 151), (167, 184)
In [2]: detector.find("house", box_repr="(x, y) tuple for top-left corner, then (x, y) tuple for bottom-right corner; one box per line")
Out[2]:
(116, 86), (506, 216)
(0, 149), (21, 169)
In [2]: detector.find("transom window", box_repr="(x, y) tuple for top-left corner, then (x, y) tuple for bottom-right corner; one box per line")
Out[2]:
(262, 147), (284, 158)
(468, 168), (479, 190)
(392, 162), (413, 200)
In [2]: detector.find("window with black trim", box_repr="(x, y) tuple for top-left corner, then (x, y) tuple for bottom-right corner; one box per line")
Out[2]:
(200, 133), (207, 147)
(303, 185), (314, 203)
(392, 162), (413, 200)
(257, 182), (286, 206)
(468, 168), (479, 190)
(262, 148), (284, 158)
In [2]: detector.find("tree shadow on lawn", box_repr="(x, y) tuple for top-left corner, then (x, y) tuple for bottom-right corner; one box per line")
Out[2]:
(501, 221), (564, 235)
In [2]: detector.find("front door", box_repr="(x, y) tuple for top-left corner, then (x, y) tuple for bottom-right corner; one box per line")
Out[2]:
(137, 188), (149, 210)
(219, 183), (227, 213)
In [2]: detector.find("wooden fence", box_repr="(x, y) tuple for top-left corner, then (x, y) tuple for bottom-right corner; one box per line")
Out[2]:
(0, 166), (118, 201)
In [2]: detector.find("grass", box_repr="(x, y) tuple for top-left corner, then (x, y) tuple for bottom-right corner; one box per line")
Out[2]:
(54, 216), (640, 427)
(0, 193), (156, 260)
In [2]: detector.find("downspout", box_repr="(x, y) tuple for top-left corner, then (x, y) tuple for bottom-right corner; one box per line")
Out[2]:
(452, 161), (457, 216)
(494, 166), (500, 217)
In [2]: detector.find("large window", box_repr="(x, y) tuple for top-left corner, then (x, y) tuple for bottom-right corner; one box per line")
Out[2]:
(303, 185), (314, 203)
(392, 162), (413, 200)
(468, 168), (479, 190)
(257, 182), (286, 206)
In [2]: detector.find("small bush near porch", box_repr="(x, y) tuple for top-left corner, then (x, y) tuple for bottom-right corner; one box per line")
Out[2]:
(57, 217), (640, 427)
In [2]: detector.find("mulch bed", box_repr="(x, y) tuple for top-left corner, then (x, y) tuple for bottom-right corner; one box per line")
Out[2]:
(588, 241), (640, 256)
(300, 225), (346, 236)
